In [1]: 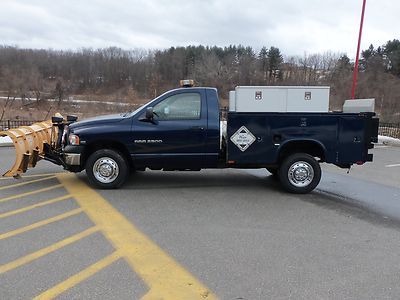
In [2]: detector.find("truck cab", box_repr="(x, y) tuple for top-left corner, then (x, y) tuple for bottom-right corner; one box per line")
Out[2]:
(130, 87), (220, 170)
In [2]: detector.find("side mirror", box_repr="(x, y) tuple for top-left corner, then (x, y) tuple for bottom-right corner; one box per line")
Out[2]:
(146, 107), (154, 120)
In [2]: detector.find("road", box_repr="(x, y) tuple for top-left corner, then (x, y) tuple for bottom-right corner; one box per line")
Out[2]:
(0, 146), (399, 299)
(246, 145), (400, 222)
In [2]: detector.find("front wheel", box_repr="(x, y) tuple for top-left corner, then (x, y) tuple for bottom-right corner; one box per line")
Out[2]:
(278, 153), (321, 194)
(85, 149), (129, 189)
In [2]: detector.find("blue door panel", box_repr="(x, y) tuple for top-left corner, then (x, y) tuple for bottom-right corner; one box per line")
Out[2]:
(131, 89), (208, 169)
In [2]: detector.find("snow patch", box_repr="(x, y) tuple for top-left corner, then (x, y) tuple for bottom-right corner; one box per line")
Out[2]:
(378, 135), (400, 147)
(0, 96), (135, 107)
(0, 136), (12, 145)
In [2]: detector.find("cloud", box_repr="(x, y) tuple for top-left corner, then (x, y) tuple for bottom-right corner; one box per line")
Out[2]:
(0, 0), (398, 57)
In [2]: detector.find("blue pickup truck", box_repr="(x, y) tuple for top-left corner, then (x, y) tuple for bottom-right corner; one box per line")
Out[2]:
(48, 83), (379, 193)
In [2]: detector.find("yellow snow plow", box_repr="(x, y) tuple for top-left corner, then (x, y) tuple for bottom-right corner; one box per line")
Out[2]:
(0, 113), (73, 177)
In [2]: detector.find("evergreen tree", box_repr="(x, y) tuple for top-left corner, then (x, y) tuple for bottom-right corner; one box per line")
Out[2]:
(384, 39), (400, 76)
(267, 47), (283, 80)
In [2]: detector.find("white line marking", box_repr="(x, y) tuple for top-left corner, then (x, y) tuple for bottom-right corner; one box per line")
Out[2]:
(385, 164), (400, 168)
(0, 172), (66, 180)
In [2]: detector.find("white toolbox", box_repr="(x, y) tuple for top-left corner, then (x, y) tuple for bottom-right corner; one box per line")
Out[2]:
(229, 86), (330, 113)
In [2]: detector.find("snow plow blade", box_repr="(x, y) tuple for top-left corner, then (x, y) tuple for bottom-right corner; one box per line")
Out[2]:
(0, 119), (60, 177)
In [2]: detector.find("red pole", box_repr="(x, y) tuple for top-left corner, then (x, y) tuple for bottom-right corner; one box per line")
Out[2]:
(351, 0), (367, 99)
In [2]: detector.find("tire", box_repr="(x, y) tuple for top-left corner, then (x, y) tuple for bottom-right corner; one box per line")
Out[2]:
(278, 153), (321, 194)
(85, 149), (129, 189)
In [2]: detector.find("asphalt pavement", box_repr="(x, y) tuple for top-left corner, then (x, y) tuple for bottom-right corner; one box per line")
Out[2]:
(0, 146), (399, 299)
(246, 145), (400, 222)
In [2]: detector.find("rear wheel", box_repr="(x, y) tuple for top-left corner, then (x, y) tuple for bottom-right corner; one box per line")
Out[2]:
(278, 153), (321, 194)
(85, 149), (129, 189)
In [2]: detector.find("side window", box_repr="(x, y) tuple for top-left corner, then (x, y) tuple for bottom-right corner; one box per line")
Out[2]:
(153, 93), (201, 121)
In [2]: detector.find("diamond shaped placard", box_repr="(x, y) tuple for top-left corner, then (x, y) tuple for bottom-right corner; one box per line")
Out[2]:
(230, 126), (256, 152)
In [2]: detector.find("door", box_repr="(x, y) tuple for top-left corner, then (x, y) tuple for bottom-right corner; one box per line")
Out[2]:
(132, 90), (207, 169)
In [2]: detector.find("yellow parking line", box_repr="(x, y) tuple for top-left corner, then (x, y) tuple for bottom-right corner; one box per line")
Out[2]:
(0, 184), (63, 203)
(0, 208), (84, 240)
(0, 226), (99, 274)
(57, 173), (216, 300)
(0, 195), (71, 219)
(0, 176), (56, 190)
(0, 173), (65, 180)
(33, 251), (122, 300)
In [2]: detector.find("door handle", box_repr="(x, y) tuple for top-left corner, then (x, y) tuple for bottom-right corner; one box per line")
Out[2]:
(190, 126), (205, 131)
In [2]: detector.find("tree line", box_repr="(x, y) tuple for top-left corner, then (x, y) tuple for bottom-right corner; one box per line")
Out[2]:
(0, 40), (399, 122)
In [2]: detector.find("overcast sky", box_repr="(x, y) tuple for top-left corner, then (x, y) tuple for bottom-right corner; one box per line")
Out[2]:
(0, 0), (397, 58)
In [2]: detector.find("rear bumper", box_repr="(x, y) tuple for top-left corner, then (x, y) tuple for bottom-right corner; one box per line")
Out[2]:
(364, 114), (379, 162)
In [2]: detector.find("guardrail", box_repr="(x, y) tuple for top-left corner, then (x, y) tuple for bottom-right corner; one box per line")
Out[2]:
(379, 122), (400, 139)
(0, 120), (42, 131)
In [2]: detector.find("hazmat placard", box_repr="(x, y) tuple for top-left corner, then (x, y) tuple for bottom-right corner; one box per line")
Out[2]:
(230, 126), (256, 152)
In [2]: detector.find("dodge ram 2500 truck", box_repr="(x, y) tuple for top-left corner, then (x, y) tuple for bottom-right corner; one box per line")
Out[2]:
(43, 81), (378, 194)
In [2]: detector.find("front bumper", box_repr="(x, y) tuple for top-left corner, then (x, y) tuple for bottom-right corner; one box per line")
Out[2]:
(64, 153), (81, 166)
(63, 145), (85, 166)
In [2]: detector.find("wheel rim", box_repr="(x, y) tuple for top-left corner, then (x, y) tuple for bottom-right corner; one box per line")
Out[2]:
(288, 161), (314, 187)
(93, 157), (119, 184)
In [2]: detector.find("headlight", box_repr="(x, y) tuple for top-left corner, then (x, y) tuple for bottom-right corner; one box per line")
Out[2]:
(69, 134), (80, 145)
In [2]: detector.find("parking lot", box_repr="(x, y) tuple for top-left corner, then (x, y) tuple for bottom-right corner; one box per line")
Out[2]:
(1, 146), (400, 299)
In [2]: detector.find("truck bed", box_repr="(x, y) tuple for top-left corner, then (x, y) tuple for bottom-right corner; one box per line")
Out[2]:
(226, 112), (378, 168)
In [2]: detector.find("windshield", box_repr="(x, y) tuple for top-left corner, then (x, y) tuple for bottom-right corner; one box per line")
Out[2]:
(123, 89), (182, 117)
(122, 96), (161, 117)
